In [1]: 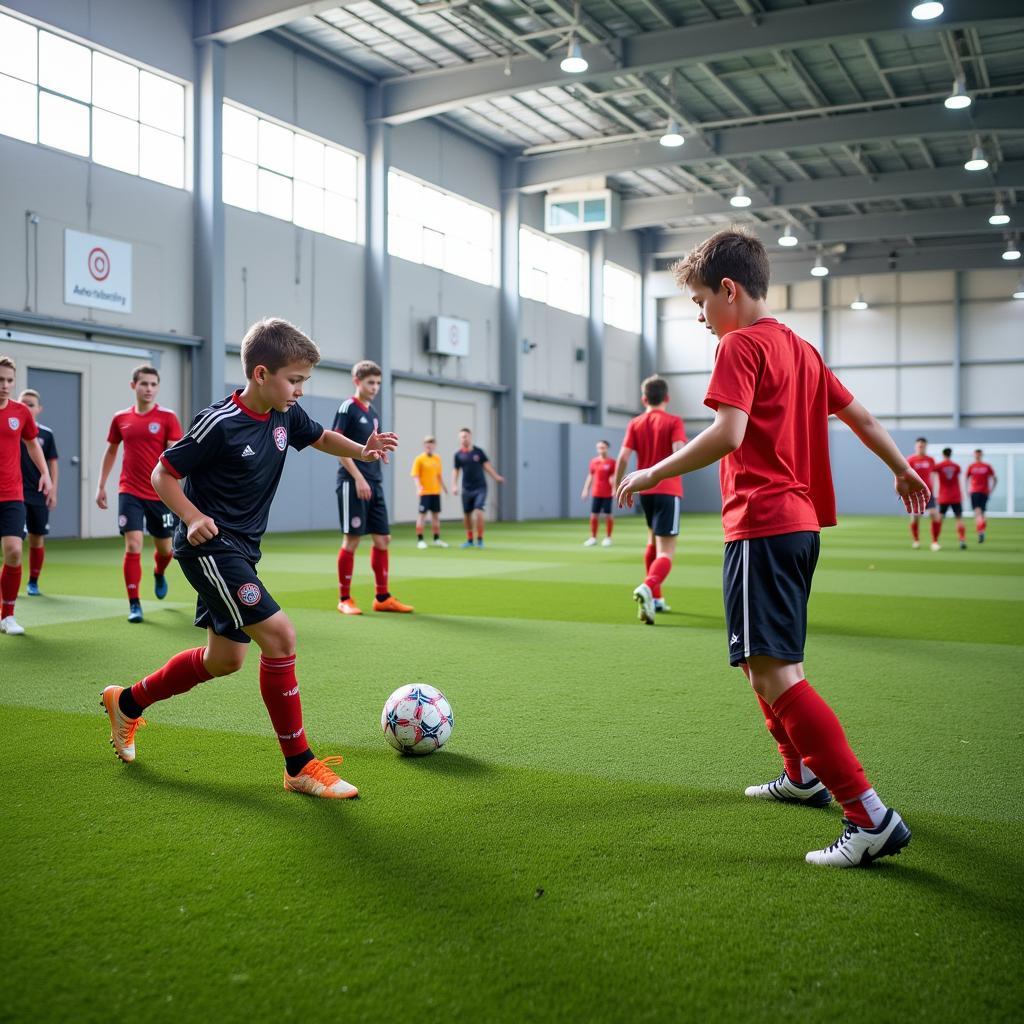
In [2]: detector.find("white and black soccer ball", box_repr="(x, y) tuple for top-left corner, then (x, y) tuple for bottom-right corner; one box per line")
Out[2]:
(381, 683), (454, 756)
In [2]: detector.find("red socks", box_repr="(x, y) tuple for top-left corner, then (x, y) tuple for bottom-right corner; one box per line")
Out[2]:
(910, 520), (919, 542)
(370, 547), (389, 596)
(957, 522), (965, 543)
(930, 519), (941, 543)
(1, 564), (21, 618)
(259, 654), (307, 757)
(337, 547), (354, 601)
(154, 551), (173, 575)
(589, 515), (598, 538)
(123, 552), (142, 600)
(29, 547), (44, 583)
(756, 694), (806, 784)
(606, 518), (614, 539)
(644, 556), (672, 596)
(976, 516), (986, 534)
(131, 647), (212, 709)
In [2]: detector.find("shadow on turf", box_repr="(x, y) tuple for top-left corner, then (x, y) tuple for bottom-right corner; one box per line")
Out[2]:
(389, 750), (491, 777)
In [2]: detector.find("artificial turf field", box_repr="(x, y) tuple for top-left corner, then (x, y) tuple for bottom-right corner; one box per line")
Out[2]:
(2, 514), (1022, 1023)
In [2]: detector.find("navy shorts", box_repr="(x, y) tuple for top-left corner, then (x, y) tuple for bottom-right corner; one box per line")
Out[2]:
(924, 496), (936, 511)
(591, 496), (613, 515)
(418, 494), (441, 514)
(640, 494), (680, 537)
(722, 531), (820, 668)
(970, 493), (988, 511)
(177, 552), (280, 644)
(338, 478), (389, 536)
(939, 502), (962, 517)
(119, 493), (176, 538)
(0, 500), (26, 539)
(24, 503), (49, 536)
(461, 487), (487, 514)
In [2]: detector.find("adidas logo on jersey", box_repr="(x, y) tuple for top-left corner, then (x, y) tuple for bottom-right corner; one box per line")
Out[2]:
(360, 416), (369, 424)
(241, 445), (256, 457)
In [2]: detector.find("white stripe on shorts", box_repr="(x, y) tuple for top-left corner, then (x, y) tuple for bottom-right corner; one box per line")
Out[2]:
(672, 496), (680, 536)
(199, 555), (243, 630)
(342, 480), (350, 533)
(741, 539), (750, 659)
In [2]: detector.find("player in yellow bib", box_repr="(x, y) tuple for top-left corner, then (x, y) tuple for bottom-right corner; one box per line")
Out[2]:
(410, 436), (448, 548)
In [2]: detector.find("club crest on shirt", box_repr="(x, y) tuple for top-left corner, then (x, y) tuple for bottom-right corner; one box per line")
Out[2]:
(237, 582), (261, 606)
(148, 422), (160, 433)
(273, 426), (287, 451)
(8, 417), (19, 430)
(473, 454), (480, 461)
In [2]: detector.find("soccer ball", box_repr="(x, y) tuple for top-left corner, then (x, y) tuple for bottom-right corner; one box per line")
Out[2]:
(381, 683), (454, 756)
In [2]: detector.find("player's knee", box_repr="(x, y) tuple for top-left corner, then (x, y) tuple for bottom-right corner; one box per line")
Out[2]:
(373, 535), (390, 550)
(205, 651), (245, 677)
(125, 535), (143, 554)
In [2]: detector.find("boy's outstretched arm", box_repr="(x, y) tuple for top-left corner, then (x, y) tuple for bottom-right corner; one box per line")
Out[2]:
(151, 464), (217, 546)
(834, 398), (930, 513)
(313, 427), (398, 463)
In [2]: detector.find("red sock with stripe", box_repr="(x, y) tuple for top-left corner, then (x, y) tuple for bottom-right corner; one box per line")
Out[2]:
(930, 519), (941, 543)
(259, 655), (308, 757)
(606, 518), (613, 538)
(29, 546), (44, 583)
(589, 515), (598, 538)
(154, 551), (173, 575)
(370, 547), (389, 599)
(338, 548), (354, 601)
(1, 564), (21, 618)
(129, 647), (213, 710)
(124, 552), (141, 600)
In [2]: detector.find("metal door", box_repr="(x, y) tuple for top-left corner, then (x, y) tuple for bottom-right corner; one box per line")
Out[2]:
(27, 367), (81, 538)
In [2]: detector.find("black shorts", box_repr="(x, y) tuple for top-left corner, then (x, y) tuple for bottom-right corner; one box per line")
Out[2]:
(640, 494), (680, 537)
(939, 502), (962, 517)
(0, 500), (26, 539)
(177, 552), (280, 644)
(418, 494), (441, 514)
(338, 478), (389, 536)
(118, 493), (176, 538)
(591, 496), (613, 515)
(24, 503), (49, 536)
(461, 487), (487, 514)
(924, 496), (936, 511)
(970, 493), (988, 511)
(722, 531), (820, 668)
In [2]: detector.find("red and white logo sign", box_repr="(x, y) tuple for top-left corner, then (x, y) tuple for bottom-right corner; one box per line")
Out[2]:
(273, 426), (287, 451)
(148, 421), (160, 434)
(237, 583), (262, 606)
(88, 247), (110, 281)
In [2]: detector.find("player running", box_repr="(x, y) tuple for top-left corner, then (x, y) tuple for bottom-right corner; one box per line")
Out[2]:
(334, 360), (412, 615)
(906, 437), (940, 550)
(96, 365), (183, 622)
(966, 449), (997, 543)
(410, 436), (448, 548)
(0, 357), (52, 635)
(19, 389), (58, 595)
(580, 439), (616, 547)
(934, 448), (967, 550)
(100, 318), (398, 798)
(617, 228), (929, 867)
(615, 376), (686, 623)
(452, 428), (504, 548)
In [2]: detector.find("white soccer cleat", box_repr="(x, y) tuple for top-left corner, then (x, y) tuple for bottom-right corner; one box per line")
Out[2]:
(653, 598), (671, 613)
(433, 539), (449, 548)
(417, 540), (428, 549)
(806, 809), (911, 868)
(1, 615), (25, 635)
(745, 771), (831, 808)
(911, 541), (920, 549)
(930, 542), (941, 551)
(583, 537), (597, 547)
(633, 583), (655, 625)
(601, 537), (612, 547)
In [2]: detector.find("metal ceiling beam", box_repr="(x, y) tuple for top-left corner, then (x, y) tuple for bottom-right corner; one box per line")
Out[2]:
(194, 0), (342, 43)
(622, 159), (1024, 228)
(376, 0), (1023, 123)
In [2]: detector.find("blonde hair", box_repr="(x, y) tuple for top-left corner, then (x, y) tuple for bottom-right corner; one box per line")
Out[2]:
(0, 355), (15, 372)
(240, 318), (320, 379)
(19, 389), (40, 402)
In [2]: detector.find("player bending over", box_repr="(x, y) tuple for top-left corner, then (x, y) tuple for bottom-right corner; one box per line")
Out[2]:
(906, 437), (940, 550)
(934, 448), (967, 550)
(19, 389), (59, 595)
(616, 229), (929, 867)
(580, 439), (616, 547)
(452, 428), (504, 548)
(101, 319), (397, 798)
(966, 449), (997, 544)
(411, 436), (449, 548)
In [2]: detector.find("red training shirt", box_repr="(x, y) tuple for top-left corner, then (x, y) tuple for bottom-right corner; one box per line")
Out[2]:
(966, 461), (995, 494)
(934, 459), (962, 505)
(704, 317), (853, 542)
(589, 456), (616, 498)
(623, 409), (687, 497)
(907, 453), (936, 489)
(0, 399), (39, 502)
(107, 405), (183, 501)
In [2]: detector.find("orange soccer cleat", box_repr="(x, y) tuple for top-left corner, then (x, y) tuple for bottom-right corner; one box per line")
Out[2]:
(372, 596), (414, 613)
(337, 599), (363, 615)
(283, 756), (358, 799)
(100, 685), (146, 763)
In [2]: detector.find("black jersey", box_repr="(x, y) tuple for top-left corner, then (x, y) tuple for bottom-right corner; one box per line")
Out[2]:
(454, 446), (489, 490)
(333, 396), (382, 485)
(21, 424), (58, 507)
(161, 390), (324, 561)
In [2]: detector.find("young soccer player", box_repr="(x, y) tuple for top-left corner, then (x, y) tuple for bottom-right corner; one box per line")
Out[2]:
(100, 318), (398, 798)
(334, 361), (412, 615)
(966, 449), (997, 543)
(0, 357), (52, 635)
(410, 436), (449, 549)
(934, 447), (967, 550)
(614, 377), (686, 622)
(580, 439), (616, 547)
(906, 437), (940, 550)
(96, 366), (183, 622)
(616, 228), (929, 867)
(452, 428), (504, 548)
(19, 389), (58, 595)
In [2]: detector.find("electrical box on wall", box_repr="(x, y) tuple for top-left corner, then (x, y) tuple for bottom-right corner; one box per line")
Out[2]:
(427, 316), (470, 357)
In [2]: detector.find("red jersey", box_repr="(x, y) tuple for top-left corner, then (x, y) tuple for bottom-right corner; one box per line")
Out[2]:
(966, 461), (995, 494)
(0, 399), (38, 502)
(906, 454), (936, 489)
(934, 459), (962, 505)
(704, 318), (853, 542)
(107, 405), (183, 501)
(623, 409), (686, 497)
(588, 456), (616, 498)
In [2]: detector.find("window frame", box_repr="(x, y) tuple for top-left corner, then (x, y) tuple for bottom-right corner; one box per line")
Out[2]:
(518, 225), (589, 316)
(603, 261), (642, 333)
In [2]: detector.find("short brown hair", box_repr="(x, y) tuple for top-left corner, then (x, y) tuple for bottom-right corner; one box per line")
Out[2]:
(352, 359), (382, 381)
(424, 435), (436, 444)
(642, 375), (669, 407)
(672, 227), (770, 300)
(241, 318), (320, 379)
(19, 389), (40, 401)
(0, 355), (15, 372)
(132, 364), (160, 383)
(459, 427), (472, 434)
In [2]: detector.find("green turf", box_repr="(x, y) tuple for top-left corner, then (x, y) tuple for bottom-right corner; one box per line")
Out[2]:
(2, 515), (1022, 1023)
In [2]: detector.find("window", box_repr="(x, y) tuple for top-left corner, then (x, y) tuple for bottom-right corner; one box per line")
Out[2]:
(387, 170), (497, 286)
(222, 101), (362, 244)
(604, 262), (641, 332)
(519, 227), (588, 316)
(0, 12), (187, 188)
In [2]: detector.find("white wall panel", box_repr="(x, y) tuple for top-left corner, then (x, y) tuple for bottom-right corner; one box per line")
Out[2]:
(784, 310), (822, 348)
(962, 302), (1024, 360)
(899, 364), (952, 416)
(899, 304), (955, 363)
(832, 308), (897, 366)
(962, 269), (1022, 300)
(899, 270), (954, 303)
(522, 400), (583, 424)
(520, 299), (587, 400)
(837, 368), (897, 413)
(605, 326), (640, 409)
(964, 364), (1024, 415)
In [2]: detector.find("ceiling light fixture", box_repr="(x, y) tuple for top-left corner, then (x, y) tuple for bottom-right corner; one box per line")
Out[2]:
(989, 201), (1010, 226)
(810, 255), (829, 277)
(944, 76), (971, 110)
(778, 225), (799, 247)
(560, 37), (588, 74)
(659, 120), (684, 147)
(1013, 278), (1024, 299)
(965, 144), (989, 172)
(911, 2), (944, 20)
(850, 295), (869, 310)
(1002, 238), (1021, 261)
(729, 184), (752, 208)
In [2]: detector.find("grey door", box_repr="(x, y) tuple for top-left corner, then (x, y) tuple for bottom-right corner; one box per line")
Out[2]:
(27, 367), (81, 538)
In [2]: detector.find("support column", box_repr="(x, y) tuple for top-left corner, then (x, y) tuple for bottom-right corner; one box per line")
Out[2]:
(192, 39), (225, 413)
(952, 270), (963, 428)
(587, 231), (605, 425)
(498, 158), (523, 522)
(640, 230), (658, 381)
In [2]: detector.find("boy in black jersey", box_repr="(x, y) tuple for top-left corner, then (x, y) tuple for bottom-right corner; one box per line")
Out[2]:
(101, 319), (398, 799)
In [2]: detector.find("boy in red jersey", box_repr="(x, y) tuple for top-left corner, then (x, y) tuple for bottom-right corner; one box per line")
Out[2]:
(0, 357), (53, 635)
(615, 377), (686, 623)
(966, 449), (997, 543)
(906, 437), (940, 550)
(19, 389), (59, 596)
(934, 447), (967, 550)
(101, 319), (398, 798)
(581, 439), (616, 547)
(617, 228), (929, 868)
(96, 366), (183, 622)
